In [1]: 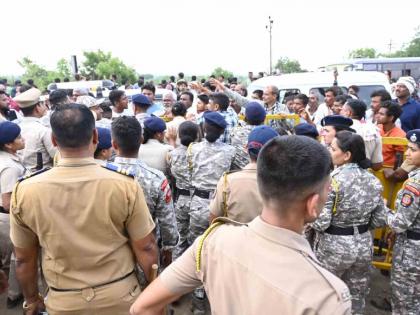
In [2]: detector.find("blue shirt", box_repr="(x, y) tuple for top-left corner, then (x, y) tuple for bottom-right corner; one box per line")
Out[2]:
(147, 103), (165, 116)
(397, 98), (420, 132)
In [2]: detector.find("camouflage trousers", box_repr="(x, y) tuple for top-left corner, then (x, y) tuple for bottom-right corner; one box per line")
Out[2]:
(187, 195), (210, 307)
(0, 213), (12, 270)
(0, 213), (21, 300)
(315, 231), (372, 315)
(173, 194), (192, 260)
(391, 236), (420, 315)
(188, 195), (211, 244)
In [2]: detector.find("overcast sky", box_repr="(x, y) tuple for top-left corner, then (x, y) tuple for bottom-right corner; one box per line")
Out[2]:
(1, 0), (419, 77)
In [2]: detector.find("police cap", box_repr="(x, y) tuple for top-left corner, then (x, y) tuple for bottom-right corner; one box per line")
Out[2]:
(321, 115), (354, 131)
(294, 123), (319, 139)
(144, 116), (166, 133)
(248, 125), (278, 154)
(132, 94), (151, 106)
(13, 87), (41, 108)
(407, 129), (420, 145)
(0, 121), (21, 144)
(97, 127), (112, 150)
(245, 102), (266, 123)
(203, 111), (227, 129)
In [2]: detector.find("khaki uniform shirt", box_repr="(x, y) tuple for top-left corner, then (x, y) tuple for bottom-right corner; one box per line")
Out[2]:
(0, 151), (26, 208)
(18, 117), (56, 171)
(10, 157), (155, 289)
(209, 163), (262, 223)
(160, 217), (351, 315)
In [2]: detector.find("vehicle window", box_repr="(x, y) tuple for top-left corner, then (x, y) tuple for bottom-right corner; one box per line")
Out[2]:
(309, 87), (347, 103)
(357, 85), (385, 107)
(279, 89), (300, 103)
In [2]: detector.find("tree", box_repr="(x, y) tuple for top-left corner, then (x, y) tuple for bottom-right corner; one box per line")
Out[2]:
(80, 50), (112, 80)
(348, 48), (377, 59)
(18, 57), (54, 91)
(274, 57), (304, 74)
(80, 50), (137, 84)
(379, 27), (420, 57)
(56, 58), (72, 79)
(211, 67), (234, 79)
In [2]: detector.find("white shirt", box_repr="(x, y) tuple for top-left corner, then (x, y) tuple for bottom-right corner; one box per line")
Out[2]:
(138, 139), (173, 175)
(351, 119), (383, 164)
(313, 103), (332, 127)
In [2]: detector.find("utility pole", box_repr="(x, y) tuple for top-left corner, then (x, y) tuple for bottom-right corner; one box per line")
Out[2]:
(266, 16), (274, 75)
(388, 39), (393, 54)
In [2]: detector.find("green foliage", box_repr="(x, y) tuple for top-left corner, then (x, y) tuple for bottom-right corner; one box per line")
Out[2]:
(56, 58), (72, 79)
(212, 67), (234, 79)
(80, 50), (137, 84)
(274, 57), (304, 74)
(383, 29), (420, 57)
(348, 48), (377, 59)
(18, 57), (55, 91)
(17, 57), (74, 91)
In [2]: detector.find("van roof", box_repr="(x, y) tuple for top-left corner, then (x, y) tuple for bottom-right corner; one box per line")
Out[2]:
(248, 71), (390, 91)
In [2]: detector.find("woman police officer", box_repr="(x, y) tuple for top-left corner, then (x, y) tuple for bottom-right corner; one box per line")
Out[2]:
(386, 129), (420, 314)
(312, 130), (386, 315)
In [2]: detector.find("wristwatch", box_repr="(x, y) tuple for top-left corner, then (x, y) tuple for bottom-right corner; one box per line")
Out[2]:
(22, 293), (43, 311)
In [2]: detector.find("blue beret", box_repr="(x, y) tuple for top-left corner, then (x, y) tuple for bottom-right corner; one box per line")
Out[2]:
(294, 123), (319, 139)
(245, 102), (266, 122)
(248, 125), (278, 154)
(144, 116), (166, 133)
(321, 115), (354, 130)
(407, 129), (420, 144)
(0, 121), (21, 145)
(97, 127), (112, 150)
(203, 111), (227, 129)
(132, 94), (151, 106)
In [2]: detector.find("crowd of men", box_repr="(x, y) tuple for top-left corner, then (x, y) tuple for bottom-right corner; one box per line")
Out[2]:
(0, 72), (419, 315)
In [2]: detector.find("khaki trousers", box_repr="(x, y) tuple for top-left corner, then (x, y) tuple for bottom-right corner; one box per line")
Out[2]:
(45, 273), (140, 315)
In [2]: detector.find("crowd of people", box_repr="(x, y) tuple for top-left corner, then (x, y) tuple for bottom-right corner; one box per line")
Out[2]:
(0, 72), (419, 315)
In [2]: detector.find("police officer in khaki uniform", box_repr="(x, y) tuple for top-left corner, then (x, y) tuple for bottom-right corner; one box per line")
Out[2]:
(130, 135), (351, 315)
(9, 103), (158, 315)
(209, 125), (278, 223)
(14, 88), (56, 171)
(0, 121), (26, 307)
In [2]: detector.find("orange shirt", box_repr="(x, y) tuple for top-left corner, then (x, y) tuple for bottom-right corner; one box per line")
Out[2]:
(379, 124), (406, 167)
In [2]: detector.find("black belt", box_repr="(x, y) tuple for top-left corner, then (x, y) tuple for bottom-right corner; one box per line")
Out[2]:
(177, 188), (190, 197)
(50, 270), (134, 292)
(407, 230), (420, 240)
(193, 189), (212, 199)
(0, 206), (7, 214)
(325, 224), (369, 236)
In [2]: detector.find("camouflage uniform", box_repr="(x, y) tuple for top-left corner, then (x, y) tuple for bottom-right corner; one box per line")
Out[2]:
(188, 139), (235, 312)
(387, 167), (420, 315)
(168, 145), (193, 259)
(230, 124), (255, 169)
(188, 140), (235, 243)
(113, 157), (179, 250)
(312, 163), (386, 315)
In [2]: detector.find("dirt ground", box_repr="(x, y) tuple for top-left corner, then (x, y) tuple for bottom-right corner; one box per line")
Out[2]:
(0, 268), (392, 315)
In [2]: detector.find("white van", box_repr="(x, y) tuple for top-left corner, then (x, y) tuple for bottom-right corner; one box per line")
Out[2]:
(47, 80), (115, 98)
(247, 71), (392, 106)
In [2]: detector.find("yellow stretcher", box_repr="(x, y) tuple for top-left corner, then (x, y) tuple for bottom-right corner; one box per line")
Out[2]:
(371, 137), (408, 271)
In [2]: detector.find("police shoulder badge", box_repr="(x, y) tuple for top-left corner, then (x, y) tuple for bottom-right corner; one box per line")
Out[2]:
(401, 193), (414, 207)
(410, 133), (417, 143)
